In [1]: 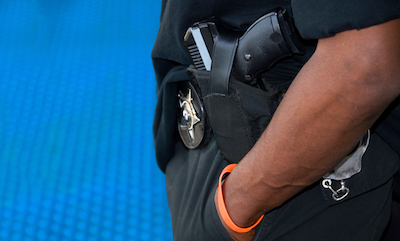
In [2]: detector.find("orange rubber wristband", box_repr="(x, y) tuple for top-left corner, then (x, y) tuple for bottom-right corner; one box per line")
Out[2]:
(217, 164), (265, 233)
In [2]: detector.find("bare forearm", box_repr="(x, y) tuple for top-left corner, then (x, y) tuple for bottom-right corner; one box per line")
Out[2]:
(222, 18), (400, 231)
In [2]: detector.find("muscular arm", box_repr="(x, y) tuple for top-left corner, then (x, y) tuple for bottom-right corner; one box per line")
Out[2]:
(217, 18), (400, 240)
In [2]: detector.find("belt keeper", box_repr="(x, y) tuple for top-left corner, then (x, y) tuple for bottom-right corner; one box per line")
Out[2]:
(217, 164), (265, 233)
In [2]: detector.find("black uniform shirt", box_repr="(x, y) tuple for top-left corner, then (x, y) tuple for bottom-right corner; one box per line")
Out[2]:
(152, 0), (400, 172)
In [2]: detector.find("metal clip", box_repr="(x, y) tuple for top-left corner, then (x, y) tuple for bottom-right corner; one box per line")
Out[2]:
(322, 179), (350, 201)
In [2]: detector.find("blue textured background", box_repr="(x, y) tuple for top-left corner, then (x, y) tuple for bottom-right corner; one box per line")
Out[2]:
(0, 1), (172, 240)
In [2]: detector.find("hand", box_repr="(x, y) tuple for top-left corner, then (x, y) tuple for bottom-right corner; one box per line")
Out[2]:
(214, 189), (256, 241)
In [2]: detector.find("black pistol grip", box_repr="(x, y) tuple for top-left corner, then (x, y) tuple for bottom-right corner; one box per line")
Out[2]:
(232, 10), (302, 83)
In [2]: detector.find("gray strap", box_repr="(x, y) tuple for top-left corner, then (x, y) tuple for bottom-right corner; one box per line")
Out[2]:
(210, 30), (239, 95)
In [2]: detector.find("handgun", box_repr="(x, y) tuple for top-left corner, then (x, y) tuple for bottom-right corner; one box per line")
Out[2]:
(184, 20), (218, 71)
(184, 9), (304, 83)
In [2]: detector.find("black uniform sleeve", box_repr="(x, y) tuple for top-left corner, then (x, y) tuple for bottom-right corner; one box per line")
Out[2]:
(292, 0), (400, 202)
(291, 0), (400, 39)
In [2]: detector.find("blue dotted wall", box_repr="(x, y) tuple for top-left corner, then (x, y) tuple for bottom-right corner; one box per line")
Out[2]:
(0, 1), (172, 240)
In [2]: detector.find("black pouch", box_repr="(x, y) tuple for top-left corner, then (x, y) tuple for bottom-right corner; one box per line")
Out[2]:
(187, 66), (291, 163)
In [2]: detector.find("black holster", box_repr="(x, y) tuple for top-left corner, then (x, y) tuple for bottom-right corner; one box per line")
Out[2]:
(182, 9), (304, 163)
(187, 66), (290, 163)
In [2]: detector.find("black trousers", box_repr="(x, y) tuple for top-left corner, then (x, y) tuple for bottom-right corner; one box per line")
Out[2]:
(381, 180), (400, 241)
(166, 135), (398, 240)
